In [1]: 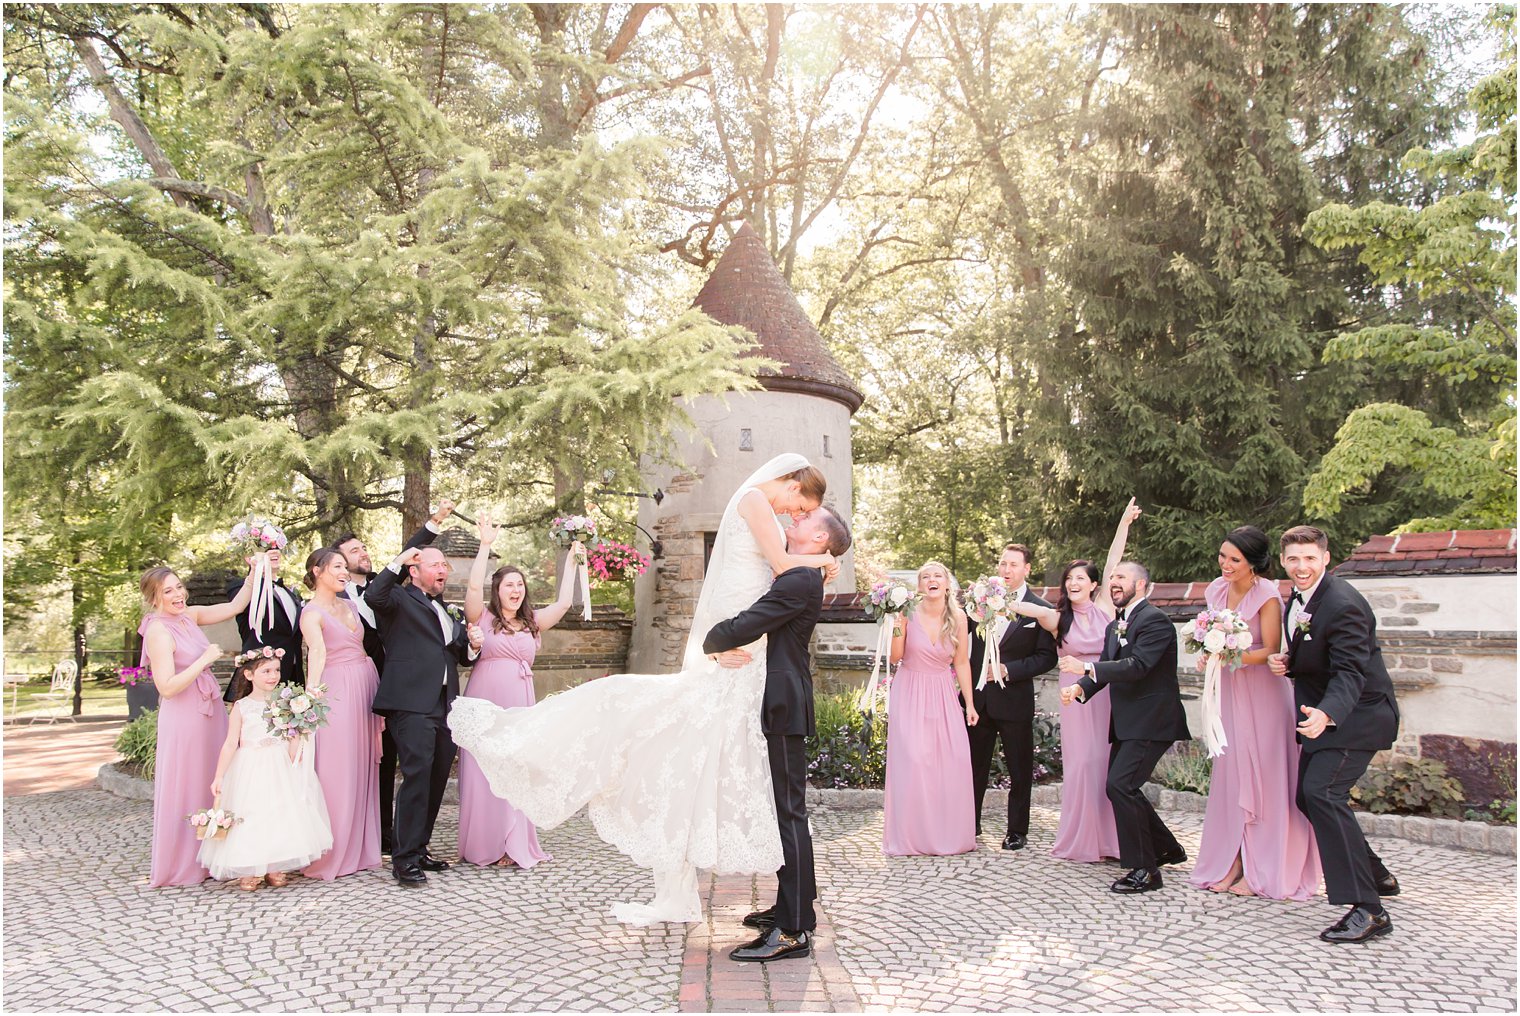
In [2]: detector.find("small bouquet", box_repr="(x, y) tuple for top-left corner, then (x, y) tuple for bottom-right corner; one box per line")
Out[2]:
(1186, 608), (1252, 758)
(228, 516), (288, 556)
(263, 682), (330, 741)
(587, 541), (651, 585)
(857, 582), (920, 716)
(117, 666), (149, 687)
(550, 510), (598, 620)
(228, 515), (288, 637)
(188, 803), (240, 841)
(548, 514), (598, 548)
(963, 576), (1013, 689)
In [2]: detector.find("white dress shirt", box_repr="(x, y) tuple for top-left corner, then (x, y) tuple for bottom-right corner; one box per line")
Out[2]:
(1287, 577), (1323, 634)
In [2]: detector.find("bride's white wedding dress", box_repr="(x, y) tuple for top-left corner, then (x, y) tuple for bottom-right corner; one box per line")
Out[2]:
(448, 456), (805, 925)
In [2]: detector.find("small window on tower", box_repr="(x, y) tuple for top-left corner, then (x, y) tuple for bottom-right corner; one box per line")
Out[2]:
(823, 435), (832, 457)
(739, 428), (753, 451)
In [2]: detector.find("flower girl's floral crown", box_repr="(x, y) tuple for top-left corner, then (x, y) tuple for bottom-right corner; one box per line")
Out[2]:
(232, 646), (286, 669)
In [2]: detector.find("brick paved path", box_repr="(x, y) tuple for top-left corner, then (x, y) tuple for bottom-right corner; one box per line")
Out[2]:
(2, 718), (124, 796)
(3, 784), (1515, 1011)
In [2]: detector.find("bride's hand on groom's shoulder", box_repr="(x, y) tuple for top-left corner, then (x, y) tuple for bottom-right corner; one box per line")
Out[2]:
(821, 554), (839, 585)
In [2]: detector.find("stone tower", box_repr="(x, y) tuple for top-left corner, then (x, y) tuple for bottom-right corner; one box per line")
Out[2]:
(628, 223), (863, 673)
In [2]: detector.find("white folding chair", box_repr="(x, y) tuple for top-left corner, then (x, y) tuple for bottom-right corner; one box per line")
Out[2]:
(29, 660), (78, 724)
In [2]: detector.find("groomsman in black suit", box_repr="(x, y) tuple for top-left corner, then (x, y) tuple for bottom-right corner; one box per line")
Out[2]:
(332, 500), (452, 855)
(367, 544), (481, 886)
(1270, 525), (1401, 943)
(223, 548), (303, 702)
(703, 507), (853, 963)
(966, 543), (1058, 850)
(1061, 560), (1190, 893)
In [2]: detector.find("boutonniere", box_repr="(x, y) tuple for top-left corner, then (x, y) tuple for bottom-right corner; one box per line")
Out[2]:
(446, 603), (465, 624)
(1115, 619), (1129, 639)
(1294, 613), (1312, 640)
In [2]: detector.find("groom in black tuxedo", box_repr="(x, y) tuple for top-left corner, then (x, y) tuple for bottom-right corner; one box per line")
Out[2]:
(367, 544), (480, 886)
(1270, 525), (1401, 943)
(966, 543), (1057, 850)
(1061, 560), (1189, 894)
(333, 500), (452, 855)
(703, 506), (853, 963)
(223, 547), (304, 701)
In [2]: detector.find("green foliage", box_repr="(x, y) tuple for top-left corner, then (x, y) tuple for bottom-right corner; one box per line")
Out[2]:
(1151, 742), (1213, 797)
(1303, 5), (1517, 532)
(1351, 756), (1467, 819)
(114, 709), (158, 781)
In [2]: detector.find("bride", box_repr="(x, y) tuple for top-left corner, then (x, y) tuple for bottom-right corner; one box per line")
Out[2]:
(448, 453), (839, 924)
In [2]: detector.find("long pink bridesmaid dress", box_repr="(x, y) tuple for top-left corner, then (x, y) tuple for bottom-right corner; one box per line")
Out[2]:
(456, 612), (552, 867)
(882, 618), (977, 856)
(1188, 575), (1321, 899)
(142, 612), (228, 888)
(303, 600), (382, 880)
(1050, 600), (1122, 862)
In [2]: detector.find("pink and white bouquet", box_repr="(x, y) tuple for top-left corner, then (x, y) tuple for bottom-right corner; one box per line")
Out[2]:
(1183, 608), (1251, 666)
(1187, 607), (1252, 758)
(188, 805), (240, 841)
(587, 541), (651, 585)
(548, 514), (598, 549)
(228, 516), (288, 556)
(963, 576), (1013, 689)
(263, 682), (330, 741)
(863, 581), (917, 623)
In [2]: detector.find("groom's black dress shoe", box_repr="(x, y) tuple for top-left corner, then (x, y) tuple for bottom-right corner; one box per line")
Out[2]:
(1156, 846), (1187, 867)
(1001, 832), (1027, 851)
(1110, 867), (1163, 894)
(1376, 872), (1400, 896)
(743, 906), (776, 930)
(729, 927), (811, 963)
(1320, 905), (1393, 943)
(419, 853), (451, 872)
(393, 864), (427, 887)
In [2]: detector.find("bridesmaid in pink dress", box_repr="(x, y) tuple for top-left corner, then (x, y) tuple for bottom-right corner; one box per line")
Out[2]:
(455, 512), (577, 867)
(139, 561), (257, 887)
(1008, 499), (1139, 863)
(300, 548), (382, 880)
(883, 561), (979, 856)
(1188, 526), (1321, 899)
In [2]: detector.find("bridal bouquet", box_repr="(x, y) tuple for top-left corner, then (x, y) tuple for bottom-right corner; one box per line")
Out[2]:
(549, 512), (598, 620)
(263, 682), (330, 741)
(857, 582), (919, 716)
(964, 575), (1013, 689)
(188, 804), (240, 841)
(228, 516), (288, 637)
(1186, 608), (1252, 757)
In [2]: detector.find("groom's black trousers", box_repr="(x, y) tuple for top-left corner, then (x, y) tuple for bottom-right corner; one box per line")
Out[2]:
(1106, 738), (1183, 869)
(767, 733), (817, 933)
(1297, 747), (1390, 906)
(385, 685), (456, 870)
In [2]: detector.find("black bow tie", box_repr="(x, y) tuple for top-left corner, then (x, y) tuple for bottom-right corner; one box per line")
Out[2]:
(1289, 590), (1304, 607)
(1114, 608), (1127, 624)
(427, 593), (446, 606)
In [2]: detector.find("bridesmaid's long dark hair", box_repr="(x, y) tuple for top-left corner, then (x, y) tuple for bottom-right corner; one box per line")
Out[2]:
(486, 565), (539, 637)
(1054, 560), (1101, 649)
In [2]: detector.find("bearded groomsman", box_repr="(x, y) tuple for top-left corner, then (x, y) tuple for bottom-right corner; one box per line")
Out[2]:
(966, 543), (1058, 850)
(333, 500), (454, 855)
(1270, 525), (1401, 943)
(223, 547), (304, 701)
(1060, 560), (1189, 893)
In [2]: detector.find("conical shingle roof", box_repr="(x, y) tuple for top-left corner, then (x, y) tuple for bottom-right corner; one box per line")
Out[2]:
(692, 222), (863, 414)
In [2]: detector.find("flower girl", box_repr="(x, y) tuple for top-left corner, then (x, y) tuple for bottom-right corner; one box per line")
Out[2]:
(200, 648), (332, 890)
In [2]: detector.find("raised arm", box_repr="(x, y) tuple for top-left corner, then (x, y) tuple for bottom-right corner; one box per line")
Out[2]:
(366, 548), (420, 613)
(188, 556), (260, 627)
(736, 491), (836, 581)
(300, 608), (327, 688)
(1096, 498), (1142, 614)
(535, 542), (583, 633)
(403, 499), (453, 552)
(464, 512), (498, 624)
(145, 621), (222, 699)
(1006, 598), (1060, 634)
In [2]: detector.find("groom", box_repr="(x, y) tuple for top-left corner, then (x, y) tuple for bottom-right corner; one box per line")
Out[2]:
(703, 506), (853, 963)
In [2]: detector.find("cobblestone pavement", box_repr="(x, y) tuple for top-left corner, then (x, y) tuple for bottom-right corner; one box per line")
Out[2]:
(3, 787), (1515, 1012)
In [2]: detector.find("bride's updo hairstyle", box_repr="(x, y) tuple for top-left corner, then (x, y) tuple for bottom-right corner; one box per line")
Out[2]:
(785, 465), (828, 504)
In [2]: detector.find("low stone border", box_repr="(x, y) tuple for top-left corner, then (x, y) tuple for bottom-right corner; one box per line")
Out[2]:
(98, 763), (1515, 855)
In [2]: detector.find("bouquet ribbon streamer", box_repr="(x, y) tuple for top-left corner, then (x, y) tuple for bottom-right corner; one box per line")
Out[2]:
(1199, 652), (1228, 757)
(574, 541), (592, 621)
(857, 617), (895, 716)
(248, 554), (275, 637)
(975, 618), (1006, 691)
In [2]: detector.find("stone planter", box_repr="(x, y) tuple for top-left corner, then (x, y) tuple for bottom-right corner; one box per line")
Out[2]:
(124, 682), (159, 720)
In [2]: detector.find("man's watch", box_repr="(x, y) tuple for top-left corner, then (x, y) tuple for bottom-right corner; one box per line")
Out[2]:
(1084, 662), (1095, 680)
